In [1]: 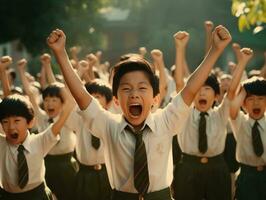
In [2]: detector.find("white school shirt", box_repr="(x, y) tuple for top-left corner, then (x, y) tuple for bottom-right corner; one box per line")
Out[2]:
(178, 97), (230, 157)
(79, 94), (191, 193)
(230, 113), (266, 166)
(74, 110), (105, 165)
(0, 127), (59, 193)
(36, 109), (78, 155)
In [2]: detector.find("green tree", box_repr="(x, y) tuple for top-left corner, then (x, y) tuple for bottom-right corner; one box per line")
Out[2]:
(232, 0), (266, 33)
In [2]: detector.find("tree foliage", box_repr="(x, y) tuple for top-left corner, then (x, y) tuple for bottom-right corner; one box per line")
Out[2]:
(0, 0), (104, 56)
(232, 0), (266, 33)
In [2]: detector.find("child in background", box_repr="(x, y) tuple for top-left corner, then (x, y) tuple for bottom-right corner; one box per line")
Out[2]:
(230, 76), (266, 200)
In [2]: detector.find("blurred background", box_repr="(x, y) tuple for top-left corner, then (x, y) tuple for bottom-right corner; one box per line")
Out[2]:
(0, 0), (265, 76)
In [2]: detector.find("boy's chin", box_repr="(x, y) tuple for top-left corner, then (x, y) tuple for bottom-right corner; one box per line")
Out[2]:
(7, 137), (21, 145)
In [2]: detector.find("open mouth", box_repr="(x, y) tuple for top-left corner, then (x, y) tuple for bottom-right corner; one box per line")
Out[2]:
(198, 99), (207, 105)
(253, 108), (261, 115)
(10, 133), (19, 139)
(47, 108), (55, 115)
(129, 104), (142, 117)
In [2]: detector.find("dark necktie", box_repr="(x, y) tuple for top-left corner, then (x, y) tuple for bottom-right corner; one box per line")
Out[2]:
(132, 129), (150, 195)
(17, 145), (29, 189)
(91, 135), (100, 150)
(252, 121), (264, 157)
(48, 118), (54, 124)
(198, 112), (208, 154)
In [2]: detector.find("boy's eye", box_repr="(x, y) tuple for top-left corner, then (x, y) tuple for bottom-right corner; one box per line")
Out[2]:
(2, 120), (8, 124)
(139, 87), (147, 90)
(122, 88), (130, 91)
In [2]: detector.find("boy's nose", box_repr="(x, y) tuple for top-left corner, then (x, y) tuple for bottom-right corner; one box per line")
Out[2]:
(130, 89), (140, 98)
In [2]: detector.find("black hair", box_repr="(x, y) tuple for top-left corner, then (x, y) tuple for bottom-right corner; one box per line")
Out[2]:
(112, 57), (157, 97)
(42, 84), (64, 103)
(243, 76), (266, 96)
(85, 79), (113, 103)
(0, 94), (34, 123)
(154, 75), (160, 96)
(204, 73), (220, 95)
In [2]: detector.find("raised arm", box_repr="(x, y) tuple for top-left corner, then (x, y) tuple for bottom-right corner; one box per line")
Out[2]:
(204, 21), (214, 55)
(151, 49), (167, 101)
(47, 29), (92, 110)
(0, 56), (12, 97)
(51, 84), (75, 135)
(40, 53), (57, 84)
(173, 31), (190, 93)
(139, 47), (147, 58)
(230, 86), (246, 120)
(17, 59), (41, 113)
(227, 48), (253, 100)
(181, 25), (232, 106)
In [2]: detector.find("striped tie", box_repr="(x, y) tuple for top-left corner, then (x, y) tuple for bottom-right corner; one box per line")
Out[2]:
(252, 121), (264, 157)
(198, 112), (208, 154)
(17, 145), (29, 189)
(133, 130), (149, 195)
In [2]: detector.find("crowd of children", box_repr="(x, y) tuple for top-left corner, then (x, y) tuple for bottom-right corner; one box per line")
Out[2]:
(0, 20), (265, 200)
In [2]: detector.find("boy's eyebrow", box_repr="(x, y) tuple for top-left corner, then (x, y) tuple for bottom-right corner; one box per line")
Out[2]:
(120, 81), (149, 86)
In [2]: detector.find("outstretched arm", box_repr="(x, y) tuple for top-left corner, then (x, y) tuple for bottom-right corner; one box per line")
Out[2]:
(181, 25), (232, 106)
(51, 85), (75, 135)
(151, 49), (167, 101)
(40, 53), (57, 84)
(17, 58), (41, 113)
(0, 56), (12, 97)
(204, 21), (214, 55)
(47, 29), (92, 110)
(230, 86), (246, 120)
(227, 48), (253, 100)
(173, 31), (190, 93)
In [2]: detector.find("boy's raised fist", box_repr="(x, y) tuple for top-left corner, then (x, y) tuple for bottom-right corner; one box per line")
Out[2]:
(212, 25), (232, 50)
(173, 31), (190, 48)
(47, 29), (66, 52)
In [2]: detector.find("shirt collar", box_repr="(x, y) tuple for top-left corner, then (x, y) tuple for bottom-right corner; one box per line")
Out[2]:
(249, 114), (266, 131)
(119, 113), (155, 134)
(193, 107), (211, 119)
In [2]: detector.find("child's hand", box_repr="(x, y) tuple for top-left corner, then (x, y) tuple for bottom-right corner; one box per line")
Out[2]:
(239, 48), (253, 63)
(232, 43), (241, 62)
(86, 53), (97, 66)
(173, 31), (190, 49)
(77, 60), (89, 76)
(70, 46), (81, 55)
(47, 29), (66, 52)
(17, 58), (27, 70)
(0, 56), (12, 71)
(40, 53), (51, 65)
(204, 21), (214, 32)
(228, 61), (236, 75)
(139, 47), (147, 57)
(212, 25), (232, 51)
(151, 49), (163, 63)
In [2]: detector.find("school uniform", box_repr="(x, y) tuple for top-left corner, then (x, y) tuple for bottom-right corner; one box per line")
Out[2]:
(79, 94), (191, 200)
(36, 109), (79, 200)
(74, 110), (111, 200)
(0, 127), (58, 200)
(230, 113), (266, 200)
(173, 97), (231, 200)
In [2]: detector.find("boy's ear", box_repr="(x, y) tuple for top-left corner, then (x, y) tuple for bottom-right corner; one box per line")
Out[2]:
(153, 94), (160, 107)
(113, 96), (120, 106)
(28, 117), (35, 129)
